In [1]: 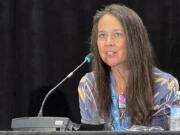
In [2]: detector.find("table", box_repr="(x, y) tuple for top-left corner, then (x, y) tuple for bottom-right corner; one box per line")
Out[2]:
(0, 131), (180, 135)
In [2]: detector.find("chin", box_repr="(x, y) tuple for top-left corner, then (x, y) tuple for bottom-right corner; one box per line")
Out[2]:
(106, 62), (119, 68)
(106, 61), (126, 68)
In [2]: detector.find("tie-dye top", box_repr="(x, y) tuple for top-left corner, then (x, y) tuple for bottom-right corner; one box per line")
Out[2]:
(78, 68), (179, 130)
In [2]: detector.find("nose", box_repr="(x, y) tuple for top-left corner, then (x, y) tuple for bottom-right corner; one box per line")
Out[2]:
(105, 35), (114, 46)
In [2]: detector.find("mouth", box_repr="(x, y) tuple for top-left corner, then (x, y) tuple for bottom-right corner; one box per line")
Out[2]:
(105, 51), (117, 56)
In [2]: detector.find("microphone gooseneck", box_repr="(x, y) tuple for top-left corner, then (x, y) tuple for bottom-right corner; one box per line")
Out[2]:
(37, 53), (94, 117)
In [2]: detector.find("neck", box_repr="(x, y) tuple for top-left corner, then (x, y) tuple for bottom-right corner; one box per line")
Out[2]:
(111, 65), (129, 95)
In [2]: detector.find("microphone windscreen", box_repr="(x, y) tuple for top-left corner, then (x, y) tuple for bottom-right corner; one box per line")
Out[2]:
(85, 53), (94, 63)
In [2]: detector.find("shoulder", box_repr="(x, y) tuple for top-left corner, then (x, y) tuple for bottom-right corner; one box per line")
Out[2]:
(78, 72), (96, 103)
(153, 67), (179, 91)
(79, 72), (95, 86)
(153, 68), (179, 104)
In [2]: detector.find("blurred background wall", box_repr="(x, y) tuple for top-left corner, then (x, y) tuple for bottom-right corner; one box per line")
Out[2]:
(0, 0), (179, 130)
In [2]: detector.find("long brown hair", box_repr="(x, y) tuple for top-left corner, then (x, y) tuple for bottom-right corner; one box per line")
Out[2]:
(90, 4), (155, 125)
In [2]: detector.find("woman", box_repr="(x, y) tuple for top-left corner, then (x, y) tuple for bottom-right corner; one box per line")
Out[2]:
(78, 4), (179, 131)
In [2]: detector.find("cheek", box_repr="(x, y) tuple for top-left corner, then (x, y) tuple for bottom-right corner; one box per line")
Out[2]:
(123, 45), (127, 56)
(118, 40), (127, 55)
(97, 41), (104, 54)
(98, 46), (109, 65)
(121, 50), (128, 64)
(97, 45), (106, 62)
(119, 46), (127, 61)
(121, 45), (127, 54)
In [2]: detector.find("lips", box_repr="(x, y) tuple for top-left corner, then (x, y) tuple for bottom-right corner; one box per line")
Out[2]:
(105, 51), (117, 57)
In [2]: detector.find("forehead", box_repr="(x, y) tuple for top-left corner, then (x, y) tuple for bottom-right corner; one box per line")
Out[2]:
(98, 14), (123, 31)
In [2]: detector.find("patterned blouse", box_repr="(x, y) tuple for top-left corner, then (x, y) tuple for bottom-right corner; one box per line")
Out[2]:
(78, 68), (179, 130)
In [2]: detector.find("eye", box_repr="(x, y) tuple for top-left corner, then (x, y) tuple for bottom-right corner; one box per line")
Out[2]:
(98, 33), (106, 38)
(114, 32), (124, 37)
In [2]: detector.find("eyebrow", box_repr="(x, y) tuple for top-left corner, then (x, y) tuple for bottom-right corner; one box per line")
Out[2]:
(98, 29), (124, 33)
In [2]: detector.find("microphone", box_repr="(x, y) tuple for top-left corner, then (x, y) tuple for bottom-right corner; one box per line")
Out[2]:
(37, 53), (94, 117)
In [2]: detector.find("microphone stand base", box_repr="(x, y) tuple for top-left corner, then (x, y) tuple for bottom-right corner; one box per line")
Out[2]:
(11, 117), (74, 131)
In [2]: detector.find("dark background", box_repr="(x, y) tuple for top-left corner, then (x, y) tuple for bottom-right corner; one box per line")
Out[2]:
(0, 0), (179, 130)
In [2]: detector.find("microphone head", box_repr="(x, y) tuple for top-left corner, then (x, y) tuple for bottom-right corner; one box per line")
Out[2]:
(85, 53), (94, 63)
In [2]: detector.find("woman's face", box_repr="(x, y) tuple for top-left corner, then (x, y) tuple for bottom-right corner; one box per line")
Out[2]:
(97, 14), (127, 68)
